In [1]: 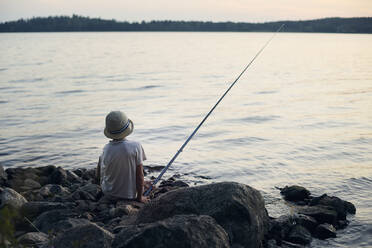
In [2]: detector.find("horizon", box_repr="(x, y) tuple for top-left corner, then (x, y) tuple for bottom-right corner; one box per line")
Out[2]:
(1, 14), (372, 24)
(1, 0), (372, 23)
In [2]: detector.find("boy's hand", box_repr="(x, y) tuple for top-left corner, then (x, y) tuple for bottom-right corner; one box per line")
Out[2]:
(137, 196), (149, 203)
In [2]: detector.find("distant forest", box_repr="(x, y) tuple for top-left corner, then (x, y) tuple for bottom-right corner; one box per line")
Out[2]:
(1, 15), (372, 33)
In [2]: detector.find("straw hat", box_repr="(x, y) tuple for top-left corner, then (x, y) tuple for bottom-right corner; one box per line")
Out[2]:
(104, 111), (134, 139)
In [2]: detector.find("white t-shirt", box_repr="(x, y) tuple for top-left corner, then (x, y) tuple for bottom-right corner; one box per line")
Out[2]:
(99, 139), (146, 199)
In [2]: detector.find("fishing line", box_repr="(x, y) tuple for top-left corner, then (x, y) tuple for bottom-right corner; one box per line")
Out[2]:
(144, 24), (285, 196)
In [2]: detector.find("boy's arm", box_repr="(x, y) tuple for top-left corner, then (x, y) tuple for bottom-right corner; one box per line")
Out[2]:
(136, 164), (148, 202)
(96, 157), (101, 184)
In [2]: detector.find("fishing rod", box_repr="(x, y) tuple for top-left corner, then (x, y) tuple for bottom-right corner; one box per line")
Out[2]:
(144, 24), (285, 196)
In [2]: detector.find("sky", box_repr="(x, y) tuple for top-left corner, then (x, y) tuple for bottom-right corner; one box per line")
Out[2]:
(1, 0), (372, 23)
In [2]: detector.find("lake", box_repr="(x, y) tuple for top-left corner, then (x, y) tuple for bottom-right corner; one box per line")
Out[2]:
(0, 32), (371, 247)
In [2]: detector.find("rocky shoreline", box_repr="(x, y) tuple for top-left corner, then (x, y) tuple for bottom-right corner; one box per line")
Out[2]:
(0, 165), (355, 248)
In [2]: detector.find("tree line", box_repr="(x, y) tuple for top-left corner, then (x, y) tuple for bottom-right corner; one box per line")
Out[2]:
(0, 15), (371, 33)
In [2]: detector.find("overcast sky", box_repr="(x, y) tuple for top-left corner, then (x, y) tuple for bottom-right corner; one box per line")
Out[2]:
(1, 0), (372, 23)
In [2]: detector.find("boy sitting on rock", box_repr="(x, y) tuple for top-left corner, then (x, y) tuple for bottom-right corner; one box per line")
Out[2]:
(96, 111), (149, 203)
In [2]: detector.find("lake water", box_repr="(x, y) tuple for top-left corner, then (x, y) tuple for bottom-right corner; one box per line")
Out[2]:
(0, 32), (371, 247)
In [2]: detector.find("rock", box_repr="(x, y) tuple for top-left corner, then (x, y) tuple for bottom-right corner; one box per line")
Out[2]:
(33, 209), (78, 233)
(310, 194), (356, 220)
(286, 225), (312, 245)
(81, 212), (94, 221)
(298, 205), (338, 225)
(5, 166), (60, 192)
(66, 170), (82, 184)
(53, 223), (114, 248)
(109, 205), (136, 218)
(39, 184), (70, 198)
(54, 218), (92, 233)
(0, 164), (5, 177)
(121, 204), (137, 215)
(265, 239), (277, 248)
(72, 189), (96, 201)
(337, 220), (349, 229)
(73, 168), (86, 177)
(315, 223), (337, 240)
(151, 179), (190, 199)
(159, 179), (189, 188)
(151, 186), (172, 198)
(49, 167), (68, 185)
(17, 232), (49, 247)
(268, 215), (297, 241)
(295, 214), (318, 234)
(344, 201), (356, 215)
(143, 165), (165, 175)
(8, 167), (51, 187)
(21, 201), (70, 220)
(5, 168), (37, 192)
(20, 178), (42, 191)
(115, 201), (139, 215)
(21, 190), (44, 202)
(106, 217), (121, 228)
(136, 182), (269, 248)
(97, 202), (110, 211)
(88, 201), (99, 211)
(112, 215), (230, 248)
(281, 240), (306, 248)
(0, 164), (7, 186)
(280, 185), (310, 202)
(78, 183), (103, 200)
(0, 187), (28, 210)
(195, 175), (212, 180)
(82, 168), (97, 181)
(38, 165), (57, 175)
(76, 200), (90, 211)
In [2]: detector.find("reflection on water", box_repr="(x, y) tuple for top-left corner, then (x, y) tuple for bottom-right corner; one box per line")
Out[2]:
(0, 32), (371, 247)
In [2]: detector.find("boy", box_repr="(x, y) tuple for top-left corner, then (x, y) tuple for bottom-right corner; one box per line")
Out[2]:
(97, 111), (148, 203)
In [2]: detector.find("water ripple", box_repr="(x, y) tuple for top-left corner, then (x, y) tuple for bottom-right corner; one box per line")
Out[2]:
(129, 85), (162, 91)
(229, 115), (280, 124)
(255, 90), (277, 94)
(55, 89), (85, 95)
(9, 78), (44, 83)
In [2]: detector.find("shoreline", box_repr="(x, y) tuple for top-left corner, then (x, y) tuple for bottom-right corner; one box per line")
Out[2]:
(1, 16), (372, 34)
(0, 165), (356, 247)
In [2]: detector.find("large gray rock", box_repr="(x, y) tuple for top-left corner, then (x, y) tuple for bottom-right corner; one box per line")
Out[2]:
(136, 182), (269, 248)
(0, 187), (27, 210)
(53, 223), (114, 248)
(113, 215), (230, 248)
(33, 209), (79, 233)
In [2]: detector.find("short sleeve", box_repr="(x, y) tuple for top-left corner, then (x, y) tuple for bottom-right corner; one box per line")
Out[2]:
(136, 143), (147, 166)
